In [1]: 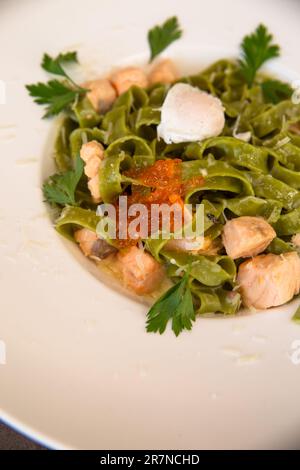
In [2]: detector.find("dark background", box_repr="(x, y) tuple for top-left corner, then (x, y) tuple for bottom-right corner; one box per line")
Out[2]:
(0, 422), (46, 450)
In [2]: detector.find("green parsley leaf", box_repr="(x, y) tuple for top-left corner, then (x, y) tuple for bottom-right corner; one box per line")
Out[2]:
(41, 51), (78, 79)
(262, 79), (293, 104)
(26, 80), (83, 118)
(43, 153), (84, 206)
(148, 16), (182, 63)
(239, 24), (280, 87)
(292, 305), (300, 324)
(26, 50), (88, 117)
(146, 270), (195, 336)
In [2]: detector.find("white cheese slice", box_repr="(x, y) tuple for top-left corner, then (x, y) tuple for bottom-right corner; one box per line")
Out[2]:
(157, 83), (225, 144)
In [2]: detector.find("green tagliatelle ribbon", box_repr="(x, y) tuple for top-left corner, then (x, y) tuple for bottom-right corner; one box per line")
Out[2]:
(56, 206), (101, 240)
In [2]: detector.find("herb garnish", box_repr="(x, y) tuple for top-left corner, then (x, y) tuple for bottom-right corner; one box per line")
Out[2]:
(26, 51), (87, 117)
(148, 16), (182, 63)
(43, 153), (84, 205)
(146, 268), (195, 336)
(262, 79), (293, 104)
(292, 305), (300, 324)
(239, 24), (280, 87)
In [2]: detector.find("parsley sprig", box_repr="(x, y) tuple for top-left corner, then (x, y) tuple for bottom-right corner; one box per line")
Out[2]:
(292, 305), (300, 324)
(42, 52), (78, 80)
(261, 79), (292, 104)
(239, 24), (280, 87)
(26, 51), (87, 117)
(43, 153), (84, 205)
(148, 16), (183, 62)
(146, 268), (195, 336)
(26, 80), (84, 118)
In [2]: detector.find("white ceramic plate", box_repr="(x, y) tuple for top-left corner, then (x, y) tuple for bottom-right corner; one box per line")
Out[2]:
(1, 0), (300, 450)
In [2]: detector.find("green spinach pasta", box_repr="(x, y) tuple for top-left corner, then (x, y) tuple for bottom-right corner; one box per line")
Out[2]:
(26, 19), (300, 335)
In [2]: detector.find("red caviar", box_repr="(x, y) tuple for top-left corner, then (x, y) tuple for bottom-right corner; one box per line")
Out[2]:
(115, 159), (204, 247)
